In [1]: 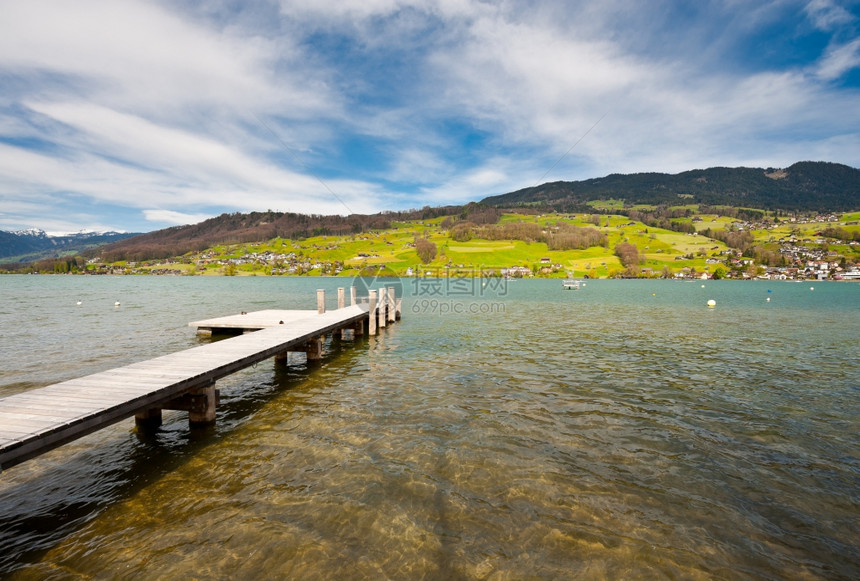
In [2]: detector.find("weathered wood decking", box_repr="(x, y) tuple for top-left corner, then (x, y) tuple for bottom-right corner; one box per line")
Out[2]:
(0, 288), (399, 471)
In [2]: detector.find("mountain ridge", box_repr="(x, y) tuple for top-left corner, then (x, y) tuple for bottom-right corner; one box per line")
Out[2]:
(480, 161), (860, 211)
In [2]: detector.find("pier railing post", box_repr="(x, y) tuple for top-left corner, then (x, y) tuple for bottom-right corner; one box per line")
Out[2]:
(387, 286), (396, 323)
(337, 287), (347, 339)
(350, 286), (357, 306)
(317, 289), (325, 314)
(369, 290), (377, 335)
(378, 287), (387, 329)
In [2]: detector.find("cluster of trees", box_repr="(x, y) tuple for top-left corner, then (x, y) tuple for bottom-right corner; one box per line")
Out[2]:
(701, 228), (755, 253)
(441, 204), (503, 230)
(743, 247), (788, 267)
(415, 237), (437, 263)
(614, 242), (640, 275)
(447, 221), (606, 251)
(821, 227), (860, 242)
(626, 208), (697, 234)
(545, 223), (607, 250)
(1, 255), (88, 274)
(697, 205), (766, 222)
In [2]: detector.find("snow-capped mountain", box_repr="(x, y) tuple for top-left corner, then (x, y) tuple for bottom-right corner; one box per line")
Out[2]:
(12, 228), (49, 238)
(0, 228), (140, 262)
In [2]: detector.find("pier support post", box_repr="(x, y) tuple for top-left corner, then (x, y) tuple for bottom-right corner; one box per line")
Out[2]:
(317, 289), (326, 314)
(135, 407), (162, 429)
(368, 290), (377, 336)
(396, 298), (402, 320)
(387, 287), (396, 323)
(350, 286), (357, 306)
(306, 335), (323, 362)
(189, 383), (217, 425)
(353, 319), (364, 336)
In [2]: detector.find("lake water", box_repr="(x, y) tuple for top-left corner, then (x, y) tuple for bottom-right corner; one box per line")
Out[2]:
(0, 276), (858, 579)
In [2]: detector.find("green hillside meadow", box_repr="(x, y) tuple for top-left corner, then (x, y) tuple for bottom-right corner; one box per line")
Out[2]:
(95, 209), (860, 280)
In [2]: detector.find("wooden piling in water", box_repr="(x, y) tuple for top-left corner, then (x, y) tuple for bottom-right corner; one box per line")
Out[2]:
(387, 286), (396, 323)
(337, 288), (347, 339)
(378, 288), (387, 329)
(188, 384), (217, 425)
(368, 290), (378, 336)
(306, 335), (323, 363)
(317, 289), (326, 314)
(134, 407), (162, 428)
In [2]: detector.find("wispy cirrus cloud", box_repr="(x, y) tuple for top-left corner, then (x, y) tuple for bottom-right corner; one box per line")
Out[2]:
(804, 0), (856, 31)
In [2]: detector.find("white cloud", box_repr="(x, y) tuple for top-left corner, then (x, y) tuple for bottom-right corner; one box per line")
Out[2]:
(815, 38), (860, 80)
(415, 157), (539, 205)
(279, 0), (484, 24)
(142, 210), (212, 226)
(0, 0), (334, 119)
(804, 0), (856, 31)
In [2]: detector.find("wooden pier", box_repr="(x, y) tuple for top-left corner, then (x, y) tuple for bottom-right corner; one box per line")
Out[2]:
(0, 287), (400, 471)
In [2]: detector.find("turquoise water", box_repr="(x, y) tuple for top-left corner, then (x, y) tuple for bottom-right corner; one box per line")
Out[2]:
(0, 276), (858, 579)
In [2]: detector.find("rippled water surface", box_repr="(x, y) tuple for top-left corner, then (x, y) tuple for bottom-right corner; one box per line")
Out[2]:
(0, 276), (858, 579)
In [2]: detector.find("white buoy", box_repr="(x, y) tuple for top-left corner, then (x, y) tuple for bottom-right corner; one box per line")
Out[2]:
(766, 297), (770, 302)
(707, 299), (716, 308)
(76, 301), (82, 306)
(810, 287), (814, 291)
(701, 284), (705, 288)
(114, 301), (121, 307)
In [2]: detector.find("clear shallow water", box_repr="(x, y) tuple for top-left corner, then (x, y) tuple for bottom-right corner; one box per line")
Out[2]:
(0, 276), (858, 579)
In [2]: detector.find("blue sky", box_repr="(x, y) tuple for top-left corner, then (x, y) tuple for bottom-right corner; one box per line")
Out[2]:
(1, 0), (858, 234)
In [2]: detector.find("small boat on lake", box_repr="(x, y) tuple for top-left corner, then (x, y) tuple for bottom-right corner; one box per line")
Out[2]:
(562, 279), (580, 290)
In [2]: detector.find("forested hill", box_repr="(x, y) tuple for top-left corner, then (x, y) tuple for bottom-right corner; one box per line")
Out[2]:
(481, 161), (860, 212)
(89, 207), (462, 263)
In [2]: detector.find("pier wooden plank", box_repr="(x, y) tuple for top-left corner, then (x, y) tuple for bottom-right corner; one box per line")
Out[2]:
(189, 309), (317, 331)
(0, 404), (87, 421)
(0, 302), (381, 470)
(0, 413), (62, 429)
(0, 430), (30, 441)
